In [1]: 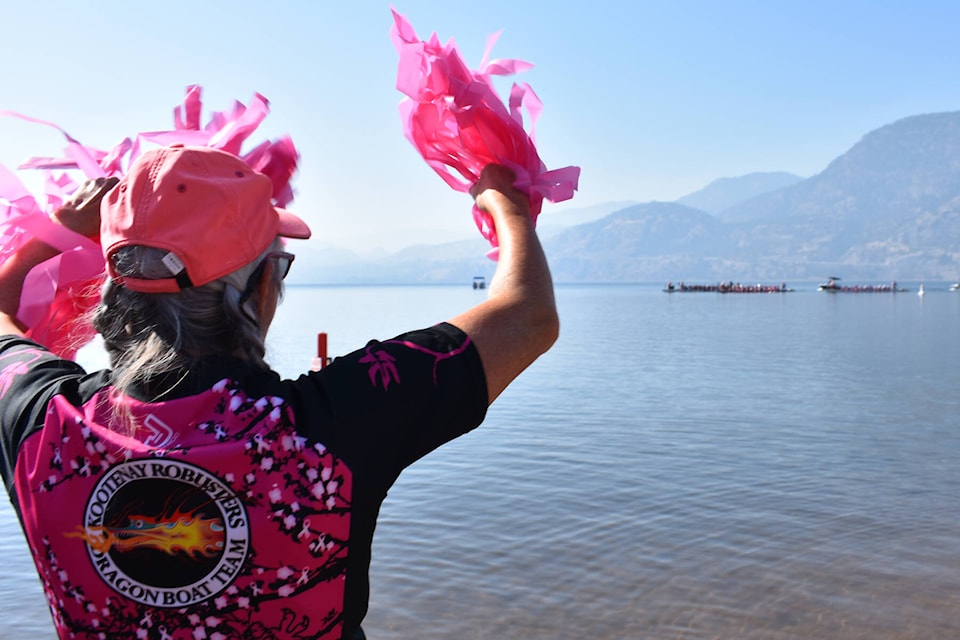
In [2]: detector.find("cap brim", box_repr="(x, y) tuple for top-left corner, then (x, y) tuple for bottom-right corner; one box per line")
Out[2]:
(276, 208), (312, 239)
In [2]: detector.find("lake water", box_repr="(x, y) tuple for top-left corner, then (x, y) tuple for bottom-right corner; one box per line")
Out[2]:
(2, 283), (959, 639)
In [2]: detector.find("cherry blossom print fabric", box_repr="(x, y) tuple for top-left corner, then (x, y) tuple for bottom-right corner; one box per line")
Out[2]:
(12, 371), (351, 638)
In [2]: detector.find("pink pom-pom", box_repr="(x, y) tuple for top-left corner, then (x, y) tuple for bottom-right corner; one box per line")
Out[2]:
(390, 9), (580, 257)
(1, 87), (300, 358)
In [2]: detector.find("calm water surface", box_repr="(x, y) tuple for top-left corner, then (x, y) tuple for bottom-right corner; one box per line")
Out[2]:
(2, 283), (958, 639)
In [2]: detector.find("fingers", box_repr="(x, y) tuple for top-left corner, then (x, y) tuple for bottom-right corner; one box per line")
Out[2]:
(67, 176), (120, 213)
(471, 165), (532, 224)
(54, 177), (120, 238)
(470, 164), (516, 200)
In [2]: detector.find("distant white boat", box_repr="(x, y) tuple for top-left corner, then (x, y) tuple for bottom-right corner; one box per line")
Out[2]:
(817, 276), (904, 292)
(918, 284), (925, 296)
(951, 282), (959, 291)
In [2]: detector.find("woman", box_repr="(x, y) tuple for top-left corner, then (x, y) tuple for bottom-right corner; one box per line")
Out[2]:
(0, 145), (558, 639)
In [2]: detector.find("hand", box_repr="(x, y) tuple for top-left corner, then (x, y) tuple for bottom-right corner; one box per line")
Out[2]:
(52, 176), (119, 238)
(470, 164), (528, 218)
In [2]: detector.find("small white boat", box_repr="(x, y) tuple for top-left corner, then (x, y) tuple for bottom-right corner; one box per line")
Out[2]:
(918, 284), (925, 296)
(951, 282), (959, 291)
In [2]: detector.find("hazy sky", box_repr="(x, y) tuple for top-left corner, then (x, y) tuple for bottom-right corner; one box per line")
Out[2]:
(3, 0), (960, 252)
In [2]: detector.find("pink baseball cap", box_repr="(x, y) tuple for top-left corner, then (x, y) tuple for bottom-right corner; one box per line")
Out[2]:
(101, 144), (311, 293)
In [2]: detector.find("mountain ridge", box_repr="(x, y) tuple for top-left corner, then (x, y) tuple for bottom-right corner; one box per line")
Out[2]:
(290, 110), (960, 284)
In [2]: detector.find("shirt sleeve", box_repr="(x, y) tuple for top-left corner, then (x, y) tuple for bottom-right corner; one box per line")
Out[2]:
(286, 322), (488, 485)
(0, 336), (89, 496)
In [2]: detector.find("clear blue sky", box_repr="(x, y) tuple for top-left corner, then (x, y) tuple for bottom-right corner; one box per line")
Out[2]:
(3, 0), (960, 251)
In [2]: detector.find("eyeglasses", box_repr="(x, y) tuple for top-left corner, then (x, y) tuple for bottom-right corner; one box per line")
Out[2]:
(262, 251), (295, 281)
(238, 251), (295, 311)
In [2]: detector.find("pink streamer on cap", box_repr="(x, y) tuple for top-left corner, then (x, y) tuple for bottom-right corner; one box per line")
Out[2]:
(389, 8), (580, 259)
(0, 87), (301, 359)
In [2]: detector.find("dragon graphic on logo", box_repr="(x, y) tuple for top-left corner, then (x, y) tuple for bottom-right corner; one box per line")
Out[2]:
(72, 459), (250, 607)
(67, 505), (225, 558)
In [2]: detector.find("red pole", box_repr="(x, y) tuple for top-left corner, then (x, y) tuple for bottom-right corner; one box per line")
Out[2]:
(312, 332), (329, 371)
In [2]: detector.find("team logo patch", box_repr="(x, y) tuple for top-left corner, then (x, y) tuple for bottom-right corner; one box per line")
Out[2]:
(67, 459), (250, 608)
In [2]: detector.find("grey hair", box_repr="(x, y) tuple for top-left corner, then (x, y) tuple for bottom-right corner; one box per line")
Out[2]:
(92, 238), (285, 428)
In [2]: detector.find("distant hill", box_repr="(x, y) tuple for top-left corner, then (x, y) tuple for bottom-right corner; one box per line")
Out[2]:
(291, 237), (494, 285)
(543, 203), (733, 282)
(536, 200), (639, 236)
(677, 172), (803, 215)
(714, 111), (960, 279)
(297, 110), (960, 283)
(540, 110), (960, 281)
(722, 112), (960, 226)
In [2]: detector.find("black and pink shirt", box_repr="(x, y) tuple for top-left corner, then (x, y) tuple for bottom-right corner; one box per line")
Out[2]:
(0, 323), (487, 639)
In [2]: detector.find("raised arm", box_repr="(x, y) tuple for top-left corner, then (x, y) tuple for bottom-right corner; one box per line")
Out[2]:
(448, 165), (560, 404)
(0, 177), (117, 337)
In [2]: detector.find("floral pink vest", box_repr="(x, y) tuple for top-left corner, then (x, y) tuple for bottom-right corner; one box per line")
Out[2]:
(15, 376), (352, 639)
